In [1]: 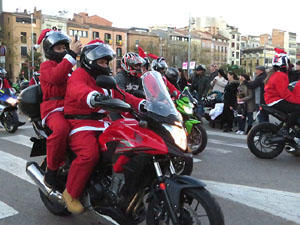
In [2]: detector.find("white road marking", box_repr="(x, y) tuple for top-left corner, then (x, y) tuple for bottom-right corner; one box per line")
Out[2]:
(207, 130), (247, 140)
(204, 180), (300, 225)
(193, 158), (202, 162)
(17, 125), (32, 130)
(0, 135), (32, 148)
(0, 150), (34, 185)
(208, 138), (248, 149)
(0, 201), (18, 220)
(206, 147), (232, 154)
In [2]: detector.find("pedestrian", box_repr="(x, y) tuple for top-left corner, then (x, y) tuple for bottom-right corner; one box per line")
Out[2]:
(177, 68), (188, 91)
(208, 64), (218, 84)
(240, 65), (269, 123)
(222, 71), (239, 132)
(210, 68), (228, 93)
(235, 74), (255, 135)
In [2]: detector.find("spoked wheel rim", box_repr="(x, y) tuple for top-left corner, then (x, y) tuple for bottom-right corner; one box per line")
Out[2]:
(188, 126), (202, 151)
(253, 130), (281, 153)
(3, 112), (14, 131)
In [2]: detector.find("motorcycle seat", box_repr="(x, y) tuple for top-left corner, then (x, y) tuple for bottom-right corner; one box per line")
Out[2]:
(260, 104), (288, 122)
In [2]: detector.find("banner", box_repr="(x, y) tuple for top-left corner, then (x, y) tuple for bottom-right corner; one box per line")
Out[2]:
(182, 61), (195, 69)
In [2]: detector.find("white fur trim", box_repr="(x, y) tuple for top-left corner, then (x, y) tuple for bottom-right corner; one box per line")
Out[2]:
(87, 91), (100, 108)
(103, 89), (109, 96)
(69, 122), (110, 136)
(64, 54), (76, 66)
(41, 107), (64, 126)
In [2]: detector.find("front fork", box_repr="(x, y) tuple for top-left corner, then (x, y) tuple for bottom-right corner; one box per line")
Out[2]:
(153, 157), (180, 225)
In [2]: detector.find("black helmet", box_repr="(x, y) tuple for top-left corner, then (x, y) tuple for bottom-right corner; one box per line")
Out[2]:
(165, 67), (179, 83)
(42, 31), (71, 62)
(152, 57), (168, 73)
(80, 40), (116, 78)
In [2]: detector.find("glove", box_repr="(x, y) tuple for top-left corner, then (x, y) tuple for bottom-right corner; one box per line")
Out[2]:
(90, 92), (110, 107)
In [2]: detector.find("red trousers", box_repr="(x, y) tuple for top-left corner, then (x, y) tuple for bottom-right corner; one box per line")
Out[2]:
(66, 131), (100, 198)
(45, 111), (71, 171)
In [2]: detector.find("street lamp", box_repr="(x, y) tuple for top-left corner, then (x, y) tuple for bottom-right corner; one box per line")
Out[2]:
(187, 15), (195, 77)
(31, 13), (34, 80)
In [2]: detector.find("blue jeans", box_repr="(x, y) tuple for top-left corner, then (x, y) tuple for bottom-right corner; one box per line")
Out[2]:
(238, 112), (254, 131)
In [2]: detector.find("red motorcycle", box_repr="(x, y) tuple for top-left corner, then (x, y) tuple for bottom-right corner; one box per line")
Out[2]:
(18, 71), (224, 225)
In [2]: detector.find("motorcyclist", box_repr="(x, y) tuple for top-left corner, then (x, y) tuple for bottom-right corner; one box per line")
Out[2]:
(0, 67), (12, 90)
(141, 57), (150, 74)
(114, 52), (144, 95)
(165, 67), (181, 90)
(264, 48), (300, 138)
(63, 40), (145, 214)
(29, 71), (40, 86)
(38, 28), (82, 188)
(151, 57), (180, 98)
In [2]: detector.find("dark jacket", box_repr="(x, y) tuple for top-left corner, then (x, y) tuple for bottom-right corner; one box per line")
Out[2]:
(208, 70), (218, 84)
(223, 80), (239, 108)
(288, 70), (300, 83)
(114, 70), (143, 94)
(191, 73), (210, 99)
(178, 77), (187, 91)
(243, 72), (267, 105)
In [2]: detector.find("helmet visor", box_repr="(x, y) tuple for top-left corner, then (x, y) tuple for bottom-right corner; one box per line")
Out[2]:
(47, 32), (71, 48)
(86, 43), (116, 61)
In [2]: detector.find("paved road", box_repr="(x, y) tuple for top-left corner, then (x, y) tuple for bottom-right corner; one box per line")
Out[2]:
(0, 114), (299, 225)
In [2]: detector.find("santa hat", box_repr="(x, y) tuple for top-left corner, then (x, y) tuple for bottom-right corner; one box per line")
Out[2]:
(87, 39), (104, 45)
(138, 46), (147, 58)
(148, 53), (159, 59)
(37, 29), (54, 45)
(274, 48), (287, 55)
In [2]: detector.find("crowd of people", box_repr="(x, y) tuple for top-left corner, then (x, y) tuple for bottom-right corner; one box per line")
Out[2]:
(1, 27), (300, 215)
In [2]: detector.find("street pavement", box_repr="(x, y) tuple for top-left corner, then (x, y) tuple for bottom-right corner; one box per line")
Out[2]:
(0, 114), (299, 225)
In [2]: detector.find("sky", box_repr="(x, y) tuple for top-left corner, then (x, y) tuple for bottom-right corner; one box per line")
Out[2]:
(3, 0), (300, 42)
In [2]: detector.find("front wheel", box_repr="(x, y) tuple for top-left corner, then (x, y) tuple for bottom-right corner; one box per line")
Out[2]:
(247, 122), (284, 159)
(188, 124), (208, 155)
(2, 111), (19, 133)
(146, 187), (224, 225)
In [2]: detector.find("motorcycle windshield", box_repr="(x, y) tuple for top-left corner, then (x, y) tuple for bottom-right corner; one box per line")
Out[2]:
(141, 71), (178, 118)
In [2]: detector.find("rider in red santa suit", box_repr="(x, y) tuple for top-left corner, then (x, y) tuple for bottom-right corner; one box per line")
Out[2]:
(62, 40), (145, 214)
(38, 29), (82, 188)
(0, 67), (12, 90)
(29, 71), (40, 86)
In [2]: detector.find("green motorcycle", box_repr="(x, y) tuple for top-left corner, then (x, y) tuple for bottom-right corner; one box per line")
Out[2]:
(175, 87), (208, 155)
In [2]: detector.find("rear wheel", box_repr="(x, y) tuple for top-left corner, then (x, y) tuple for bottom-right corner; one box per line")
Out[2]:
(146, 187), (224, 225)
(188, 124), (208, 155)
(2, 111), (18, 133)
(247, 122), (284, 159)
(39, 160), (70, 216)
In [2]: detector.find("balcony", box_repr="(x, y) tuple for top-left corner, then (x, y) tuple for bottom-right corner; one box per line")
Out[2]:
(105, 39), (112, 45)
(116, 40), (123, 46)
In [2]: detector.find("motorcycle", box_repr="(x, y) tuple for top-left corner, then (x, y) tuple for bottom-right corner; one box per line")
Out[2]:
(0, 88), (19, 133)
(175, 86), (208, 155)
(18, 72), (224, 225)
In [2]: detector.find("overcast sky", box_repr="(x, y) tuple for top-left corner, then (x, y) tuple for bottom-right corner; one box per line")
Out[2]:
(3, 0), (300, 42)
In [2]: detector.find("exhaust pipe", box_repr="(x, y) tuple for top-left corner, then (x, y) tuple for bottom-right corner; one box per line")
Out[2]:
(26, 161), (65, 205)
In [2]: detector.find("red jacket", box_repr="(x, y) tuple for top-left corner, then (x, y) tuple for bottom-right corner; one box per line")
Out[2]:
(39, 54), (76, 120)
(264, 71), (300, 105)
(0, 78), (12, 89)
(292, 81), (300, 98)
(29, 77), (39, 86)
(64, 67), (144, 136)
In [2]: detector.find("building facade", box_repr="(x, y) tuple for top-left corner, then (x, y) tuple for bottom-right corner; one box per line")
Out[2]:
(3, 9), (42, 82)
(42, 14), (68, 33)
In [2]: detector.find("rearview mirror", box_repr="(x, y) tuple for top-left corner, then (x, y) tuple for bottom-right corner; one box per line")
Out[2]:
(96, 75), (117, 90)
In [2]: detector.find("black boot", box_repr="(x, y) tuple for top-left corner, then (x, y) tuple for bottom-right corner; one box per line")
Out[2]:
(246, 125), (252, 134)
(44, 168), (57, 189)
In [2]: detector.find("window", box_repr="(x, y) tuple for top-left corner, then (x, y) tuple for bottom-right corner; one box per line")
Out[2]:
(8, 17), (10, 24)
(225, 47), (227, 53)
(21, 32), (27, 44)
(237, 43), (240, 50)
(232, 51), (235, 57)
(221, 47), (223, 53)
(231, 42), (235, 48)
(116, 35), (122, 41)
(8, 32), (10, 38)
(116, 48), (122, 57)
(69, 29), (73, 36)
(217, 46), (220, 52)
(135, 40), (140, 46)
(237, 35), (240, 41)
(236, 52), (240, 59)
(33, 33), (37, 44)
(231, 61), (234, 66)
(232, 34), (235, 39)
(21, 46), (27, 56)
(105, 33), (112, 40)
(93, 32), (99, 39)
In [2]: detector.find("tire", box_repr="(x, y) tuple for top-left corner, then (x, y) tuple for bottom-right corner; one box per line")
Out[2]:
(188, 124), (208, 155)
(2, 111), (19, 133)
(146, 187), (224, 225)
(172, 156), (193, 176)
(39, 160), (70, 216)
(247, 122), (284, 159)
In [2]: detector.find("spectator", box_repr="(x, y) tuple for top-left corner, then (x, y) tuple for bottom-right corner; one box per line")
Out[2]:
(208, 64), (218, 84)
(235, 74), (255, 135)
(177, 68), (188, 91)
(288, 61), (300, 82)
(210, 69), (228, 93)
(240, 66), (269, 123)
(222, 71), (239, 132)
(190, 65), (210, 100)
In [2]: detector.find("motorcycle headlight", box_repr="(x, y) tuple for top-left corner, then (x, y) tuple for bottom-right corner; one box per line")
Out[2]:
(6, 97), (17, 106)
(162, 124), (187, 151)
(183, 105), (193, 115)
